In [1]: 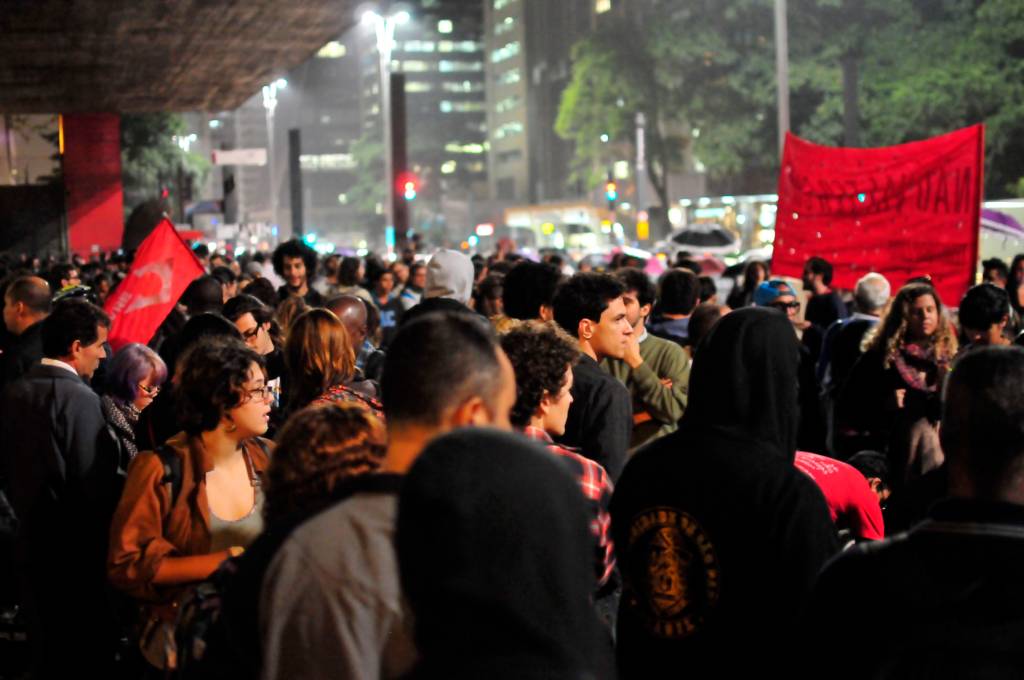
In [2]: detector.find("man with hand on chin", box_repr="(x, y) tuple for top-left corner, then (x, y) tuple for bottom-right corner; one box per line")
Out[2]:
(603, 268), (690, 449)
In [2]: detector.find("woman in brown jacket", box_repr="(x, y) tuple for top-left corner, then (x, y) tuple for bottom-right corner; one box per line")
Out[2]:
(108, 338), (274, 666)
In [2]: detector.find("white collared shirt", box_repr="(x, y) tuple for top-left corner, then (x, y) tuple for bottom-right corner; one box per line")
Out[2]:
(40, 357), (79, 377)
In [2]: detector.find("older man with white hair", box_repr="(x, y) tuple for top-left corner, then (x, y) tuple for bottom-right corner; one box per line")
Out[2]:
(819, 272), (891, 455)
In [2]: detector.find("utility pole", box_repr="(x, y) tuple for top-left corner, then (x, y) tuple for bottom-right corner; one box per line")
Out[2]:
(774, 0), (790, 156)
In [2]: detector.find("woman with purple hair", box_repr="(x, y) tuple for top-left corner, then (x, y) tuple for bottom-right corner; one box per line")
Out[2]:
(101, 342), (168, 462)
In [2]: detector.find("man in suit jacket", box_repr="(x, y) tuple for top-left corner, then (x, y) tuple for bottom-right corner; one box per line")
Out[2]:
(1, 298), (120, 678)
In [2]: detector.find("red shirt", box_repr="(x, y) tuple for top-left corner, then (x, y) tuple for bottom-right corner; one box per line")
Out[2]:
(522, 426), (615, 588)
(794, 451), (884, 540)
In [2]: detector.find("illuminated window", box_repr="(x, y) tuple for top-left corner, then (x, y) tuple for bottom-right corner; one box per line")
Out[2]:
(442, 80), (483, 93)
(439, 60), (483, 72)
(403, 40), (436, 52)
(495, 95), (520, 113)
(440, 100), (485, 113)
(466, 161), (485, 173)
(495, 16), (515, 35)
(441, 40), (481, 52)
(317, 41), (347, 58)
(406, 81), (434, 93)
(441, 160), (457, 174)
(595, 0), (612, 12)
(494, 0), (516, 9)
(493, 121), (523, 139)
(398, 60), (432, 72)
(491, 41), (520, 63)
(444, 142), (486, 154)
(438, 19), (453, 33)
(497, 68), (521, 85)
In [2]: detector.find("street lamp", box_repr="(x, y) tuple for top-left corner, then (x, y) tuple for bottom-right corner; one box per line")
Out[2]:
(261, 78), (288, 231)
(362, 8), (409, 254)
(774, 0), (790, 156)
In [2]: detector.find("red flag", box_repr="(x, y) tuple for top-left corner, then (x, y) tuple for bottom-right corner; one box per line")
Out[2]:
(773, 125), (984, 307)
(104, 218), (204, 351)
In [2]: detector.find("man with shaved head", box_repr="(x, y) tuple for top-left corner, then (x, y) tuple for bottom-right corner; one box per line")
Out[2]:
(2, 275), (52, 389)
(327, 294), (386, 383)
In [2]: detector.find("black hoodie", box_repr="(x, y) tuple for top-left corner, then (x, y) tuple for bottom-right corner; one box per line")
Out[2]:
(610, 307), (840, 678)
(397, 428), (613, 680)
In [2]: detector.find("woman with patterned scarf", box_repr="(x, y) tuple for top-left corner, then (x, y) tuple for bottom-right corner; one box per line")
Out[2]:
(839, 282), (958, 489)
(101, 343), (168, 466)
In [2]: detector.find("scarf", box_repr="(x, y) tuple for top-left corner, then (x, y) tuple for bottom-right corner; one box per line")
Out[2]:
(892, 342), (949, 392)
(102, 395), (141, 460)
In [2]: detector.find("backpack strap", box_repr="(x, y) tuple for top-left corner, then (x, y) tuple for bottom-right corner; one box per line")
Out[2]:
(156, 444), (183, 509)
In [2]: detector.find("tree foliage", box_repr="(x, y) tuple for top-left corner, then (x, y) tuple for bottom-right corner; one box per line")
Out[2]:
(347, 130), (387, 230)
(120, 113), (209, 219)
(558, 0), (1024, 201)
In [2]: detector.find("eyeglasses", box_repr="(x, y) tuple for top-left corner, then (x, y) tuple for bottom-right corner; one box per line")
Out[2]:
(245, 385), (273, 402)
(138, 383), (161, 396)
(769, 301), (801, 311)
(241, 325), (262, 341)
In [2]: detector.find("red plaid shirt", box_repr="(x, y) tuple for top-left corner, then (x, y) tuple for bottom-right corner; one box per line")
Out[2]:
(523, 426), (615, 588)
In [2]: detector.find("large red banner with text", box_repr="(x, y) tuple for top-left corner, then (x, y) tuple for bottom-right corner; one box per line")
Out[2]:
(773, 125), (984, 307)
(105, 218), (204, 351)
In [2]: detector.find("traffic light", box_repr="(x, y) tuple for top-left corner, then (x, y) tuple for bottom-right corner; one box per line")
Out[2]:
(605, 179), (618, 210)
(398, 172), (419, 201)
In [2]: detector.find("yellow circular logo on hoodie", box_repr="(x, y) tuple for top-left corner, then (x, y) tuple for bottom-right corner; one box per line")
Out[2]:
(625, 506), (720, 639)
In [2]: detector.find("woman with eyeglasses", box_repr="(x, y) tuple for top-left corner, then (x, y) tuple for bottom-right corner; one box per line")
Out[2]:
(100, 343), (168, 465)
(108, 337), (274, 670)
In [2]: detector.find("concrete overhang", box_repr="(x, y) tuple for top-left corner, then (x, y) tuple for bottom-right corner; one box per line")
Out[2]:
(0, 0), (358, 113)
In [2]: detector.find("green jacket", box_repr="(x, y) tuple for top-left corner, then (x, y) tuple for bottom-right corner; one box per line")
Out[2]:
(603, 332), (690, 450)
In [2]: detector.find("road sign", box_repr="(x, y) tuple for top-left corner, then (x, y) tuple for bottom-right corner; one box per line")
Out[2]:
(211, 148), (267, 166)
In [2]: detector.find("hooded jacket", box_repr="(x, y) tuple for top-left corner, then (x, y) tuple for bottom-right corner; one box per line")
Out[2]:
(397, 428), (613, 679)
(610, 308), (840, 678)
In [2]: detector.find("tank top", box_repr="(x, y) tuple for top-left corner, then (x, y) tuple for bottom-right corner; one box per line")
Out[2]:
(209, 447), (265, 551)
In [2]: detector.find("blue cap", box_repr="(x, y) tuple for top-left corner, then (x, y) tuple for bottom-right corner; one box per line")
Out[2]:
(753, 280), (797, 306)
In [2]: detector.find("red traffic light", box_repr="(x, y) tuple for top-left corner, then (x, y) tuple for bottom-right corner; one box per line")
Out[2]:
(397, 172), (419, 201)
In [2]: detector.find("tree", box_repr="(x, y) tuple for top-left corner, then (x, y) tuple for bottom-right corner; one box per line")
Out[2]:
(558, 0), (1024, 199)
(556, 14), (685, 211)
(347, 130), (387, 231)
(859, 0), (1024, 196)
(120, 113), (209, 221)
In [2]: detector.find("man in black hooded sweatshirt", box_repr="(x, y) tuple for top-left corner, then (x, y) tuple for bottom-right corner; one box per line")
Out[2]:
(610, 307), (840, 678)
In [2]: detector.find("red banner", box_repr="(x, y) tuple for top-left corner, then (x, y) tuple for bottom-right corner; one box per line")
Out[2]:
(773, 125), (984, 307)
(104, 218), (204, 351)
(63, 113), (125, 255)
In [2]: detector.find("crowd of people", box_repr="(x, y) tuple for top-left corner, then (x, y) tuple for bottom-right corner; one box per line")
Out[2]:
(2, 237), (1024, 678)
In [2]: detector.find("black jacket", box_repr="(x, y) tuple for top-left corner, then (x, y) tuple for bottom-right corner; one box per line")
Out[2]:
(611, 309), (840, 678)
(803, 498), (1024, 678)
(0, 320), (44, 391)
(0, 364), (122, 673)
(556, 352), (632, 481)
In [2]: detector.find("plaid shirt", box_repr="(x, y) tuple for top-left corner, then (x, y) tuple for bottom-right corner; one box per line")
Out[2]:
(523, 426), (615, 588)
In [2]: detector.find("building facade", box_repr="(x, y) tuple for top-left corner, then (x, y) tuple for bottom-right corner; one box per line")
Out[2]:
(484, 0), (597, 204)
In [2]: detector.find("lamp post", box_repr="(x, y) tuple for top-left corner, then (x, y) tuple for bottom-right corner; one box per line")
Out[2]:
(774, 0), (790, 156)
(262, 78), (287, 233)
(363, 9), (409, 254)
